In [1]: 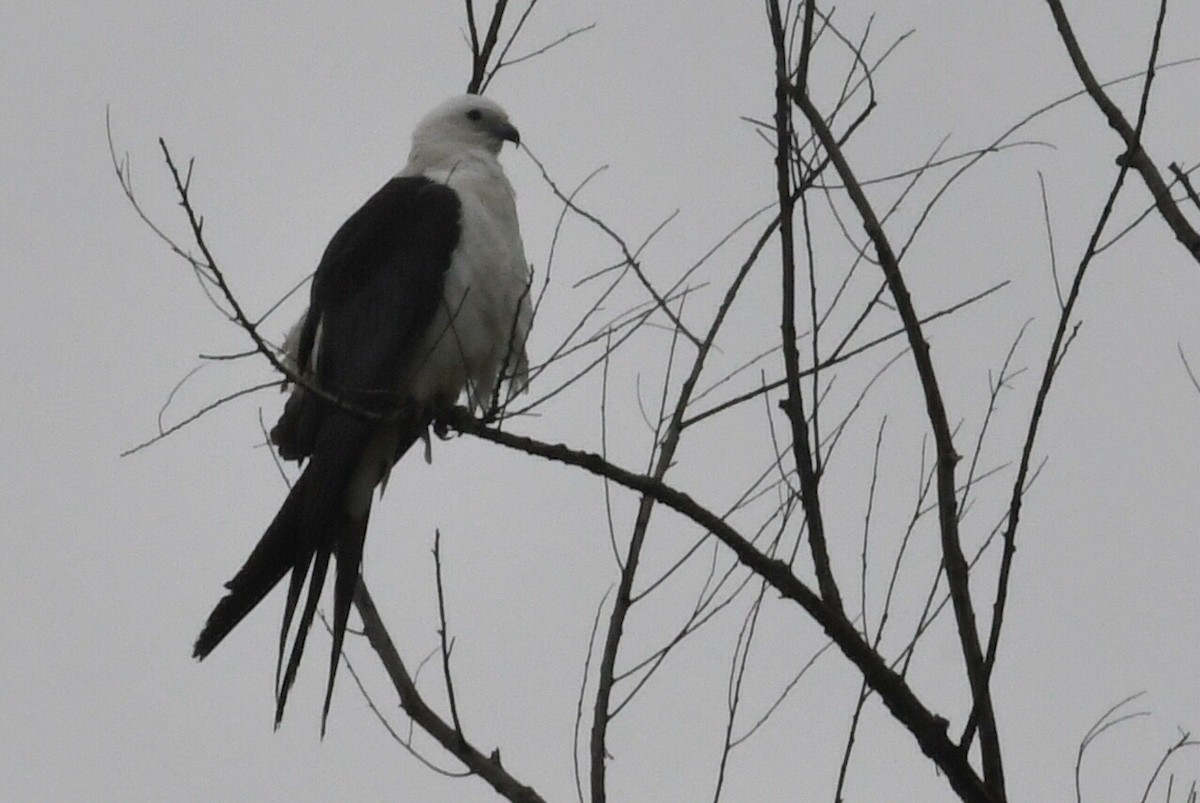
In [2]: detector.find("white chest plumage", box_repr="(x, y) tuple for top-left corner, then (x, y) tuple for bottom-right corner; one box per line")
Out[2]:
(405, 153), (532, 410)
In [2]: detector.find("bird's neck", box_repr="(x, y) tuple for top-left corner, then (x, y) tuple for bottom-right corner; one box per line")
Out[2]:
(402, 144), (501, 178)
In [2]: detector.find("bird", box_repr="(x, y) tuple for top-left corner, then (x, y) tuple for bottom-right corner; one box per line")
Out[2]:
(192, 94), (532, 733)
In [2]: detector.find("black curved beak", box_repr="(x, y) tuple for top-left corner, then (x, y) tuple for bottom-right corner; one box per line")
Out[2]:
(496, 121), (520, 146)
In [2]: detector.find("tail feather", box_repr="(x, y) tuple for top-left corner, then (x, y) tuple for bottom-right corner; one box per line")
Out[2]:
(275, 547), (332, 727)
(274, 469), (330, 704)
(197, 417), (421, 732)
(322, 504), (370, 734)
(274, 546), (311, 699)
(193, 471), (310, 660)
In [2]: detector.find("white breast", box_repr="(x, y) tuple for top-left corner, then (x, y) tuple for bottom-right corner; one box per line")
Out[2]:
(404, 154), (532, 411)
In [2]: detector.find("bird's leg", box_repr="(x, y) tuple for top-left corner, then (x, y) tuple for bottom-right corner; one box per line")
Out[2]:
(429, 400), (456, 441)
(420, 428), (433, 464)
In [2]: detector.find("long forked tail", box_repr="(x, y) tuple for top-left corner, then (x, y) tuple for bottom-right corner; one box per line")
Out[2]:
(272, 471), (369, 735)
(193, 470), (312, 661)
(193, 455), (371, 734)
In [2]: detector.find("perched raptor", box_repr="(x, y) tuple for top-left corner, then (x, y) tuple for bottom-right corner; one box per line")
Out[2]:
(192, 95), (532, 731)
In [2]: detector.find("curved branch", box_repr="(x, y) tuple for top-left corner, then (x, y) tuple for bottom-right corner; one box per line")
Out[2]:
(767, 0), (842, 614)
(1044, 0), (1200, 262)
(973, 0), (1171, 758)
(466, 0), (511, 94)
(442, 408), (994, 803)
(353, 580), (546, 803)
(788, 70), (1005, 802)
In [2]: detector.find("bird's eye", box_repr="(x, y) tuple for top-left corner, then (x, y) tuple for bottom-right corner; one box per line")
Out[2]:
(466, 109), (483, 122)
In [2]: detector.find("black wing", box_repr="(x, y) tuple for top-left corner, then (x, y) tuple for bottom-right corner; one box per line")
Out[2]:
(272, 176), (461, 458)
(195, 176), (461, 732)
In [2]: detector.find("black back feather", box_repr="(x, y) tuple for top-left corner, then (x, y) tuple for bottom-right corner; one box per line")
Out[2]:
(195, 176), (461, 732)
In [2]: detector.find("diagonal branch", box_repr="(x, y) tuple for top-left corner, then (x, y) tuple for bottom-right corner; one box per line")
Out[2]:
(970, 0), (1173, 760)
(788, 65), (1005, 800)
(353, 580), (546, 803)
(443, 407), (994, 803)
(588, 159), (785, 799)
(767, 0), (843, 615)
(466, 0), (511, 94)
(1043, 0), (1200, 262)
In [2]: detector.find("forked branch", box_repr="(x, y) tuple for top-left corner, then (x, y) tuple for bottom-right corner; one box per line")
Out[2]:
(1043, 0), (1200, 262)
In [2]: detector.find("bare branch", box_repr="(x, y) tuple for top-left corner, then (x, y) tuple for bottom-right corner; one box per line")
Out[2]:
(319, 612), (471, 778)
(769, 0), (842, 613)
(1074, 692), (1150, 803)
(712, 585), (767, 802)
(573, 588), (611, 803)
(833, 679), (871, 803)
(981, 0), (1170, 756)
(467, 0), (511, 94)
(1180, 344), (1200, 396)
(443, 407), (993, 802)
(1169, 162), (1200, 213)
(683, 281), (1009, 430)
(1140, 732), (1200, 803)
(354, 580), (546, 803)
(496, 22), (596, 70)
(789, 49), (1004, 796)
(432, 530), (464, 736)
(122, 380), (281, 457)
(1043, 0), (1200, 262)
(522, 146), (701, 347)
(1038, 173), (1066, 309)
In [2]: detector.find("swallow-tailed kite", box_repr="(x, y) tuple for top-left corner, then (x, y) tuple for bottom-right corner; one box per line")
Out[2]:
(192, 94), (532, 732)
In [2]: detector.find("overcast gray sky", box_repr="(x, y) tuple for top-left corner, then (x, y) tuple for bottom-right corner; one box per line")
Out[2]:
(3, 1), (1198, 801)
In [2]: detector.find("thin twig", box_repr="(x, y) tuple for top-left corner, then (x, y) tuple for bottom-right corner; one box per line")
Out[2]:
(443, 407), (992, 802)
(122, 380), (281, 457)
(1038, 173), (1066, 309)
(573, 588), (611, 803)
(522, 146), (701, 348)
(1169, 162), (1200, 212)
(1043, 0), (1200, 261)
(1140, 732), (1200, 803)
(354, 579), (546, 803)
(790, 56), (1003, 795)
(682, 281), (1008, 430)
(833, 680), (871, 803)
(432, 530), (464, 735)
(496, 23), (595, 70)
(977, 0), (1171, 758)
(769, 0), (842, 613)
(1180, 344), (1200, 396)
(860, 417), (887, 639)
(1074, 692), (1150, 803)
